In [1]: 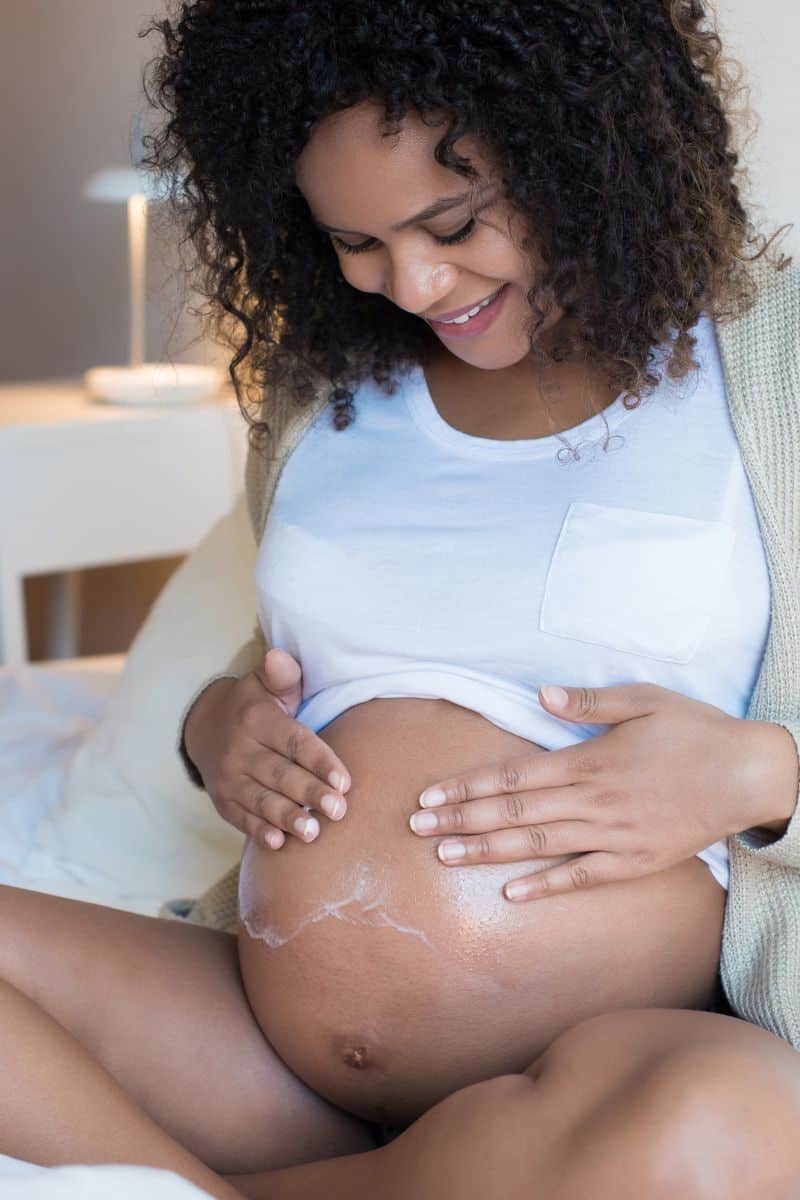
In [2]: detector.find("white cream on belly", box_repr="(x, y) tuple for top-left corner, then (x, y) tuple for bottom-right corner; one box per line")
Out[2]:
(236, 822), (577, 998)
(238, 850), (438, 952)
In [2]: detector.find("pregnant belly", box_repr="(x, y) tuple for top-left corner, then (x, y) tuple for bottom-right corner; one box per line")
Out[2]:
(237, 698), (726, 1128)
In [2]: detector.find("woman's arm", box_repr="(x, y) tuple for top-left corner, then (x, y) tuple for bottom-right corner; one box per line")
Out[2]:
(732, 719), (800, 864)
(177, 619), (269, 788)
(721, 723), (800, 1044)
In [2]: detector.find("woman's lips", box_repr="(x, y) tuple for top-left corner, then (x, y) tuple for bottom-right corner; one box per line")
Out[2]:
(425, 284), (510, 339)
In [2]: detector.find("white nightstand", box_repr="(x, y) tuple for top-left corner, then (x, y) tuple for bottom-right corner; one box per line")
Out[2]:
(0, 379), (250, 665)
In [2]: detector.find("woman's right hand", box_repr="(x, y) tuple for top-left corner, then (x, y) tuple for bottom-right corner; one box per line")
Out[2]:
(184, 648), (350, 850)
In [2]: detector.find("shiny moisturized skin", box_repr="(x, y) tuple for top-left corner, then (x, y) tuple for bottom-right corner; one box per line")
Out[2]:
(237, 697), (726, 1129)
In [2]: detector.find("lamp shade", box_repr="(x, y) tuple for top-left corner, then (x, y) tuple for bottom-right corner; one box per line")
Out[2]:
(80, 110), (210, 399)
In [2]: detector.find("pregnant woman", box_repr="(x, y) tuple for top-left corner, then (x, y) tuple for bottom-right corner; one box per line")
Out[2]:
(3, 2), (800, 1198)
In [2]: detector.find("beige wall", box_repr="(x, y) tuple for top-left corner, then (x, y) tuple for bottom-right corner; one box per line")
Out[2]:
(714, 0), (799, 258)
(0, 0), (226, 382)
(1, 0), (795, 388)
(2, 1), (798, 657)
(1, 1), (227, 657)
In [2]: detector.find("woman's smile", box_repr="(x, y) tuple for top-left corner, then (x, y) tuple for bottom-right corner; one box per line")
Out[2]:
(425, 282), (511, 339)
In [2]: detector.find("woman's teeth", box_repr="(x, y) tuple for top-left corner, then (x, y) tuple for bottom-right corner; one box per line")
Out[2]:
(439, 288), (502, 324)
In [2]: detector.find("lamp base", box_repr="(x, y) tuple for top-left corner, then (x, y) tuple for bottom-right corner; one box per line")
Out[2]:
(84, 363), (226, 406)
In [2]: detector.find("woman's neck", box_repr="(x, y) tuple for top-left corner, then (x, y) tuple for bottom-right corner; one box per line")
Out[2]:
(422, 349), (622, 442)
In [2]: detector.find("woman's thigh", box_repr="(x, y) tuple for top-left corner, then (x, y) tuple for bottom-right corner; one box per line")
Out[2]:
(524, 1006), (800, 1199)
(0, 884), (378, 1175)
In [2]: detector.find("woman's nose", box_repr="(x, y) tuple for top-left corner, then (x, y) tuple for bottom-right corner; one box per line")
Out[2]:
(386, 263), (457, 318)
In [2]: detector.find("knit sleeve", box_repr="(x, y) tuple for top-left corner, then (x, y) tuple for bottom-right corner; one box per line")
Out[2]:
(730, 719), (800, 870)
(176, 401), (275, 789)
(176, 620), (269, 790)
(173, 380), (326, 791)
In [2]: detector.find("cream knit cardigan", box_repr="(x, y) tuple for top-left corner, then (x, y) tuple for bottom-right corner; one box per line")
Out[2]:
(169, 254), (800, 1047)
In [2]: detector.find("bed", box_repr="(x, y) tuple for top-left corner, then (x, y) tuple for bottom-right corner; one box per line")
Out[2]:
(1, 655), (144, 909)
(0, 494), (262, 1197)
(0, 652), (228, 1197)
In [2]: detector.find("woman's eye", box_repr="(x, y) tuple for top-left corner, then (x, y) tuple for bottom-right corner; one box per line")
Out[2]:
(332, 218), (477, 257)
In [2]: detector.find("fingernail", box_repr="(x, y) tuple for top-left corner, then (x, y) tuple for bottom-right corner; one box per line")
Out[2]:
(438, 840), (465, 863)
(266, 830), (284, 849)
(295, 815), (320, 840)
(505, 881), (529, 900)
(419, 788), (446, 808)
(328, 770), (348, 791)
(320, 794), (344, 820)
(410, 811), (438, 833)
(540, 686), (569, 709)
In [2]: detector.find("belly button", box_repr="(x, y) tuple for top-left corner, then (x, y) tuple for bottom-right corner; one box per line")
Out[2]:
(342, 1044), (370, 1070)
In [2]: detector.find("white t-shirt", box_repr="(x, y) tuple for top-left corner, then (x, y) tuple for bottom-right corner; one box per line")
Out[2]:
(255, 312), (772, 891)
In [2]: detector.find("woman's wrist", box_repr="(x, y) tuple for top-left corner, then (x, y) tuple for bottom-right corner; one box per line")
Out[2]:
(184, 676), (238, 773)
(741, 720), (800, 839)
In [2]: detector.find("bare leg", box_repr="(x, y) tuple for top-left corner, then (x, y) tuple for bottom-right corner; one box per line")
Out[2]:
(0, 885), (377, 1181)
(223, 1075), (532, 1200)
(5, 883), (800, 1198)
(533, 1007), (800, 1200)
(226, 1008), (800, 1200)
(0, 977), (241, 1199)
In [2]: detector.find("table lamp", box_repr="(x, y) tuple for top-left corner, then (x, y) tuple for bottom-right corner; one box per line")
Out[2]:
(82, 113), (224, 405)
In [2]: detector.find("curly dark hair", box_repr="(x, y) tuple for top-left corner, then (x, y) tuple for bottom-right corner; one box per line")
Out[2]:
(140, 0), (792, 454)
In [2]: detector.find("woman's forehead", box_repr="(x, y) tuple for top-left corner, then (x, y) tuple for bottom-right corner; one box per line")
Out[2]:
(294, 105), (485, 215)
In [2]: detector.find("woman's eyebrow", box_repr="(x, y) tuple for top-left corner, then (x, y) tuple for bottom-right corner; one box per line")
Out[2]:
(311, 182), (494, 235)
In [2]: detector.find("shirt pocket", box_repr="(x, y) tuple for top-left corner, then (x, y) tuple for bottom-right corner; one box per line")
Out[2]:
(538, 502), (737, 663)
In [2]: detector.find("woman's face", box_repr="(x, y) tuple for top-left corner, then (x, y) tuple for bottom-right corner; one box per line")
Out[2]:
(294, 101), (563, 373)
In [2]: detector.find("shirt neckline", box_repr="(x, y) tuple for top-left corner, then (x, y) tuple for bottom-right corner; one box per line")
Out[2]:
(403, 362), (639, 461)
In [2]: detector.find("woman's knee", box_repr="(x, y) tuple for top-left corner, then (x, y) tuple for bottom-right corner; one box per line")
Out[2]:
(529, 1009), (800, 1200)
(604, 1044), (798, 1199)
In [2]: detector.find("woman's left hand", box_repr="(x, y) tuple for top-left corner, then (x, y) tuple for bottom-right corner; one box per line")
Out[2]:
(408, 682), (783, 902)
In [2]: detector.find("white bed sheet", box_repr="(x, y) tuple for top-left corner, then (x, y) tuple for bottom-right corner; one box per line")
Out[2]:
(0, 654), (216, 1198)
(0, 654), (189, 916)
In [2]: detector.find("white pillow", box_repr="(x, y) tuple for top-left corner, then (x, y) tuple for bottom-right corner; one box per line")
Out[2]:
(32, 493), (256, 902)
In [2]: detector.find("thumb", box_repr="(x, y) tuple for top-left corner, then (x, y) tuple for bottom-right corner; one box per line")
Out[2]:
(538, 683), (659, 724)
(258, 648), (303, 717)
